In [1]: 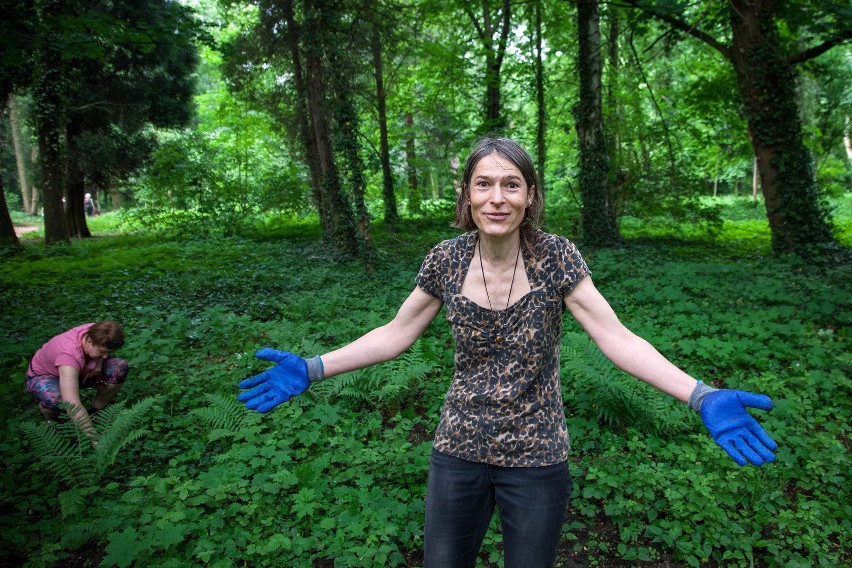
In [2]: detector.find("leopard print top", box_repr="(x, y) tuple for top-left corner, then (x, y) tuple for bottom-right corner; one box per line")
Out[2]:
(416, 229), (590, 467)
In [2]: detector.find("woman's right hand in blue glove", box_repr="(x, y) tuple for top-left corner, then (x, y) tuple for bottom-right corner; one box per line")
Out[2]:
(238, 348), (310, 413)
(700, 390), (778, 467)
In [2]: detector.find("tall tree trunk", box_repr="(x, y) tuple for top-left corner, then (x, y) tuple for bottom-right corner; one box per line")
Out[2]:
(303, 0), (359, 257)
(533, 0), (546, 205)
(576, 0), (620, 246)
(281, 0), (323, 227)
(372, 27), (398, 225)
(728, 0), (833, 253)
(404, 112), (421, 215)
(8, 95), (34, 215)
(34, 0), (70, 246)
(468, 0), (511, 135)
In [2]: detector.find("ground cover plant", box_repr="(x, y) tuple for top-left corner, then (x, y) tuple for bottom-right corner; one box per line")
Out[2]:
(0, 198), (849, 567)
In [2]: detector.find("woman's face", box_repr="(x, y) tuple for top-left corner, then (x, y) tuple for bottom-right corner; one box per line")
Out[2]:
(468, 153), (534, 239)
(82, 335), (111, 360)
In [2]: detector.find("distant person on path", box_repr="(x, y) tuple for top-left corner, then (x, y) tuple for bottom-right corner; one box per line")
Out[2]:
(238, 137), (778, 568)
(26, 321), (128, 440)
(84, 193), (96, 217)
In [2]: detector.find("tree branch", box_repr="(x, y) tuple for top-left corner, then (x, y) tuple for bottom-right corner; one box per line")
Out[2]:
(617, 0), (731, 60)
(787, 30), (852, 64)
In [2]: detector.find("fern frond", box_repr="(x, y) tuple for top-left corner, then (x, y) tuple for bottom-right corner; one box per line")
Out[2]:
(561, 332), (689, 436)
(192, 393), (249, 440)
(311, 340), (436, 410)
(58, 487), (92, 519)
(94, 397), (159, 476)
(21, 422), (84, 487)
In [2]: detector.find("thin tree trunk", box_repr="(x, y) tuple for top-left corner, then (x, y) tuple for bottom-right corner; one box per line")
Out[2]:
(8, 95), (34, 215)
(844, 115), (852, 162)
(30, 146), (41, 214)
(467, 0), (511, 134)
(533, 0), (546, 210)
(576, 0), (620, 246)
(404, 112), (421, 215)
(282, 0), (323, 225)
(372, 27), (398, 225)
(752, 155), (759, 202)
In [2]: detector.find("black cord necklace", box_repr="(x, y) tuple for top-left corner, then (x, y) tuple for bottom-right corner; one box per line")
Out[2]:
(479, 238), (521, 311)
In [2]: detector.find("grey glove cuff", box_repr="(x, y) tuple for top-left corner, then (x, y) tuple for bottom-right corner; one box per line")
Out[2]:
(306, 355), (325, 384)
(688, 380), (718, 413)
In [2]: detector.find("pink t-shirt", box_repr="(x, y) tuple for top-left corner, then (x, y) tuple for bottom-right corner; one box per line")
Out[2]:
(29, 324), (99, 377)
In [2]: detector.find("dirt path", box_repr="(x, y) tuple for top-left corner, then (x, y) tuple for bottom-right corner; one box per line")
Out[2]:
(14, 224), (40, 236)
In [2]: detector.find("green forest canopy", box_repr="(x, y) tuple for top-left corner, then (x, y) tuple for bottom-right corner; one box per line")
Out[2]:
(1, 0), (850, 254)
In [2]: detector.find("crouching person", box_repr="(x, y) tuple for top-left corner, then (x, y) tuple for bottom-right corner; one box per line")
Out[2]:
(25, 321), (128, 442)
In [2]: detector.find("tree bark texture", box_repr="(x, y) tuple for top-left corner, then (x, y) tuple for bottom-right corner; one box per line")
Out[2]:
(575, 0), (620, 246)
(728, 0), (834, 253)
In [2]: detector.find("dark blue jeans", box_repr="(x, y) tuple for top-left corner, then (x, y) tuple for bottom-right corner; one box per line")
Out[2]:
(424, 449), (572, 568)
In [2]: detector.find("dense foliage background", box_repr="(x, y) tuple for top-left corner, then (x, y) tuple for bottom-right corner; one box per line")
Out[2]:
(1, 0), (851, 566)
(0, 198), (850, 567)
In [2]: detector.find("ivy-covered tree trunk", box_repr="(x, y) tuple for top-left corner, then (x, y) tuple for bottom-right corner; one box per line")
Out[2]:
(34, 0), (69, 246)
(575, 0), (620, 246)
(303, 0), (359, 257)
(328, 28), (375, 267)
(372, 27), (398, 225)
(728, 1), (834, 254)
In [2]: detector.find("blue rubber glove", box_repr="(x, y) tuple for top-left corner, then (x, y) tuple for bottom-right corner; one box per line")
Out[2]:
(238, 348), (310, 413)
(700, 390), (777, 467)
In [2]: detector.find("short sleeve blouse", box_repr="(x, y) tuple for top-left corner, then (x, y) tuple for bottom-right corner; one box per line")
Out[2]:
(416, 229), (590, 466)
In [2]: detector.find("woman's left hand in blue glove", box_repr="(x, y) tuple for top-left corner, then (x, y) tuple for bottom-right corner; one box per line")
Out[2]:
(700, 390), (778, 467)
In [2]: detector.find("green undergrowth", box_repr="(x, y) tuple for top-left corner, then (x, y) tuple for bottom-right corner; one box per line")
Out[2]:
(0, 209), (849, 567)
